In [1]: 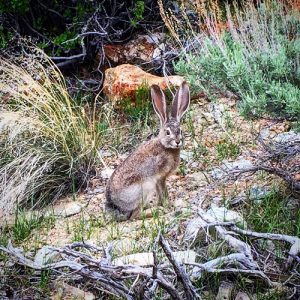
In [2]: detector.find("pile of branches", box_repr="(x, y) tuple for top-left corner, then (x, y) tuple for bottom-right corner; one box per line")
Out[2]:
(0, 0), (162, 69)
(1, 213), (300, 299)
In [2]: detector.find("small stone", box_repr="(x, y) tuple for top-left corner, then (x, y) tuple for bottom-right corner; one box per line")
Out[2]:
(256, 239), (275, 252)
(153, 43), (165, 59)
(46, 201), (85, 218)
(187, 172), (208, 188)
(34, 246), (62, 267)
(100, 168), (114, 179)
(201, 111), (215, 125)
(98, 149), (113, 157)
(174, 198), (187, 208)
(113, 252), (154, 266)
(171, 250), (197, 264)
(113, 250), (197, 266)
(180, 150), (193, 161)
(235, 291), (251, 300)
(249, 186), (270, 203)
(184, 217), (208, 244)
(51, 281), (95, 300)
(211, 159), (253, 180)
(259, 128), (270, 139)
(216, 281), (234, 300)
(286, 197), (300, 215)
(208, 204), (247, 229)
(210, 103), (225, 125)
(211, 195), (223, 206)
(87, 187), (105, 195)
(229, 191), (247, 206)
(273, 131), (300, 143)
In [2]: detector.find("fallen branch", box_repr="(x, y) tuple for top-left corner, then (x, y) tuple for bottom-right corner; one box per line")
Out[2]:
(198, 209), (256, 267)
(159, 233), (199, 300)
(0, 239), (182, 299)
(230, 225), (300, 268)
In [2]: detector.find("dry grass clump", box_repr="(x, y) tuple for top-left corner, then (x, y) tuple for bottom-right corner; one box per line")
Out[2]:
(0, 49), (102, 216)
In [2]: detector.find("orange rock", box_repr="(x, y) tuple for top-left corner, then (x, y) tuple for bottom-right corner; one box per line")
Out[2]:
(103, 64), (184, 102)
(294, 174), (300, 181)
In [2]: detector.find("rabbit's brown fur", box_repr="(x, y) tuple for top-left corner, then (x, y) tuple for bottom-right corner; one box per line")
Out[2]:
(105, 81), (190, 220)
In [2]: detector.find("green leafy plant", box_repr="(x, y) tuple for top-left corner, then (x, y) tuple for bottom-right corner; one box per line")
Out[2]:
(216, 139), (240, 161)
(130, 0), (145, 28)
(0, 26), (13, 49)
(121, 82), (152, 121)
(52, 31), (79, 55)
(11, 210), (54, 243)
(0, 0), (30, 13)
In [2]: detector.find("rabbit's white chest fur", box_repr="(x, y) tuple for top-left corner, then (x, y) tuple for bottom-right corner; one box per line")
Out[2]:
(141, 175), (160, 200)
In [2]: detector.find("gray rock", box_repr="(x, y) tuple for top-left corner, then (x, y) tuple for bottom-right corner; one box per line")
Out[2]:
(216, 281), (234, 300)
(98, 149), (113, 157)
(273, 131), (300, 143)
(187, 172), (208, 188)
(44, 200), (86, 218)
(34, 246), (62, 267)
(286, 197), (300, 214)
(211, 195), (223, 205)
(180, 150), (194, 161)
(259, 128), (270, 140)
(210, 103), (226, 125)
(207, 204), (247, 229)
(113, 250), (197, 266)
(201, 111), (215, 125)
(211, 159), (253, 180)
(257, 239), (275, 252)
(249, 186), (270, 203)
(229, 191), (247, 206)
(87, 187), (105, 195)
(184, 217), (208, 244)
(100, 168), (114, 179)
(52, 281), (95, 300)
(235, 291), (251, 300)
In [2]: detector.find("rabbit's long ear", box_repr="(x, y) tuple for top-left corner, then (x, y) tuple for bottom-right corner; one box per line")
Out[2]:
(151, 84), (167, 126)
(171, 81), (190, 122)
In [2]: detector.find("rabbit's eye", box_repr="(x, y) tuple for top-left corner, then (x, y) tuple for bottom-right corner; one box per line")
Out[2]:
(166, 129), (171, 136)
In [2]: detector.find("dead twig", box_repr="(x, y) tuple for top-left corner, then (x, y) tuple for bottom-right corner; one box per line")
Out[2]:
(159, 233), (199, 300)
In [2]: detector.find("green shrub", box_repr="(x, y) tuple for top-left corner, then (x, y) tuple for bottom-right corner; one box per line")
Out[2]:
(121, 82), (151, 121)
(0, 48), (103, 215)
(130, 0), (145, 28)
(245, 188), (300, 236)
(0, 0), (30, 14)
(174, 1), (300, 121)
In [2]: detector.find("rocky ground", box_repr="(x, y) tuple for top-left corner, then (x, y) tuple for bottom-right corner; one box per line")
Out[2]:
(1, 94), (300, 299)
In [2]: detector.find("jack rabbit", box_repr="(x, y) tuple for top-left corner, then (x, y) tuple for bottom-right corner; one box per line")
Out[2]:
(105, 81), (190, 220)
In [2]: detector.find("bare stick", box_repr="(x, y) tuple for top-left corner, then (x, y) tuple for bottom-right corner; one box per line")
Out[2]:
(230, 225), (300, 267)
(159, 233), (199, 300)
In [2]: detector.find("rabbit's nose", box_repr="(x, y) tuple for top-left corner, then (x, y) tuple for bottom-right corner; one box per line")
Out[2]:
(176, 140), (181, 145)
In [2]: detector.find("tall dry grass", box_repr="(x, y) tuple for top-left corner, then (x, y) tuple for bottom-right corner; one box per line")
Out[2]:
(0, 49), (103, 216)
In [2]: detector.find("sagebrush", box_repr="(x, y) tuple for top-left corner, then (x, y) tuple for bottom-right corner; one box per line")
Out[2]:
(174, 0), (300, 121)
